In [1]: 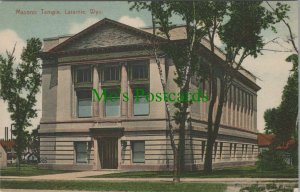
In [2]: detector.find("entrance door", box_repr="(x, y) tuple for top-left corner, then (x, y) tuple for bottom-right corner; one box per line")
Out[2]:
(98, 138), (118, 169)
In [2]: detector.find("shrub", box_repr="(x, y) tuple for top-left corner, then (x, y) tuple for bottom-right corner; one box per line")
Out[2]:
(256, 150), (287, 171)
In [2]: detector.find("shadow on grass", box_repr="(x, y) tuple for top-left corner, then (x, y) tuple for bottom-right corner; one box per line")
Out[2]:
(1, 180), (226, 192)
(0, 164), (76, 176)
(87, 166), (298, 179)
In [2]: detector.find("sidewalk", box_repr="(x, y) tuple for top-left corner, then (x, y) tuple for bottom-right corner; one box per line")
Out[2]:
(0, 170), (298, 184)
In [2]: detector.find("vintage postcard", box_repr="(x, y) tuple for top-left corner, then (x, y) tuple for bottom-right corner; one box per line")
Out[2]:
(0, 1), (298, 192)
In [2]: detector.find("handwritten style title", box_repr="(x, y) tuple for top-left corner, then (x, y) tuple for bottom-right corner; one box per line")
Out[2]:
(92, 88), (209, 103)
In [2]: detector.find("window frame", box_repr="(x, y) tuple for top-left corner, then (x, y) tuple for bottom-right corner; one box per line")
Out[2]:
(132, 85), (150, 116)
(102, 65), (121, 83)
(75, 65), (92, 84)
(130, 61), (149, 82)
(74, 141), (88, 164)
(132, 141), (145, 163)
(104, 87), (121, 117)
(76, 89), (92, 118)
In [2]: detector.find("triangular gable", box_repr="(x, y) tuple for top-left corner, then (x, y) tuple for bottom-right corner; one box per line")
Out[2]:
(49, 18), (165, 52)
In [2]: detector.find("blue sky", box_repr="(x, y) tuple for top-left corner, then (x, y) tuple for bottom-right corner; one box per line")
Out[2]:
(0, 1), (298, 138)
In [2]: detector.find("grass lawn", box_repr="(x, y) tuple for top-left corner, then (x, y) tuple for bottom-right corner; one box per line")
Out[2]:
(88, 166), (298, 178)
(0, 164), (75, 176)
(0, 180), (226, 192)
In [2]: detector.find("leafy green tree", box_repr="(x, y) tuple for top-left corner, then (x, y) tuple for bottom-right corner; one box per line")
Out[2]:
(264, 54), (298, 145)
(28, 126), (40, 163)
(131, 1), (288, 178)
(263, 1), (298, 147)
(0, 38), (42, 170)
(131, 1), (227, 181)
(264, 108), (278, 134)
(202, 1), (287, 173)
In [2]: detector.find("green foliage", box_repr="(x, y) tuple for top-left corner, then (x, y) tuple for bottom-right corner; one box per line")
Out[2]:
(0, 38), (42, 168)
(264, 108), (278, 134)
(256, 150), (287, 171)
(89, 165), (297, 179)
(1, 180), (226, 192)
(264, 54), (298, 144)
(0, 164), (73, 176)
(219, 1), (286, 63)
(27, 127), (40, 162)
(131, 1), (291, 175)
(131, 1), (229, 177)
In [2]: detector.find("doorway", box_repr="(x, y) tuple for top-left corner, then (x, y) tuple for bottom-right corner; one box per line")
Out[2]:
(98, 137), (118, 169)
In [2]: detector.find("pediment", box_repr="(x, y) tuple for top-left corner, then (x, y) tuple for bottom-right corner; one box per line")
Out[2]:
(50, 18), (158, 52)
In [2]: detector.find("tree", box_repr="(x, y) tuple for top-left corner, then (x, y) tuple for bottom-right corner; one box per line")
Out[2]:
(0, 38), (42, 169)
(131, 1), (227, 181)
(28, 126), (40, 163)
(264, 108), (278, 134)
(131, 1), (288, 178)
(263, 54), (298, 145)
(149, 8), (178, 181)
(263, 2), (298, 146)
(202, 1), (288, 173)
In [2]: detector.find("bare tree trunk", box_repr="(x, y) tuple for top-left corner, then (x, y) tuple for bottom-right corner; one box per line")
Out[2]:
(150, 12), (180, 182)
(149, 2), (196, 181)
(204, 75), (217, 173)
(152, 51), (180, 182)
(204, 74), (226, 173)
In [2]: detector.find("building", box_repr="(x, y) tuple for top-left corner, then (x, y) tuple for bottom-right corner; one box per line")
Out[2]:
(39, 18), (259, 171)
(0, 143), (7, 169)
(257, 134), (274, 152)
(257, 133), (296, 165)
(0, 139), (16, 164)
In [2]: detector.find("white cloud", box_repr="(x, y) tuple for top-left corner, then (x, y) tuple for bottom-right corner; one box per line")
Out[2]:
(118, 16), (145, 28)
(69, 18), (99, 34)
(0, 29), (25, 62)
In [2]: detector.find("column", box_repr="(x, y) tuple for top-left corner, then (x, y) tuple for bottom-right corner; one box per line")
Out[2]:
(121, 62), (128, 117)
(98, 66), (104, 118)
(93, 65), (99, 117)
(93, 137), (100, 170)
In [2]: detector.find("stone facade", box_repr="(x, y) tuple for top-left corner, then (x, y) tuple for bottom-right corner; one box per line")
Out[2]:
(39, 18), (259, 171)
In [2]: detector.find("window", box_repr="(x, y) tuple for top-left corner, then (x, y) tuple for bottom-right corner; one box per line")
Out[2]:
(229, 143), (233, 158)
(77, 90), (92, 118)
(103, 66), (120, 82)
(132, 141), (145, 163)
(75, 142), (88, 163)
(242, 144), (245, 159)
(105, 88), (120, 117)
(233, 143), (237, 158)
(219, 142), (223, 160)
(131, 64), (149, 80)
(214, 142), (218, 161)
(75, 66), (92, 83)
(201, 141), (206, 161)
(133, 86), (149, 116)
